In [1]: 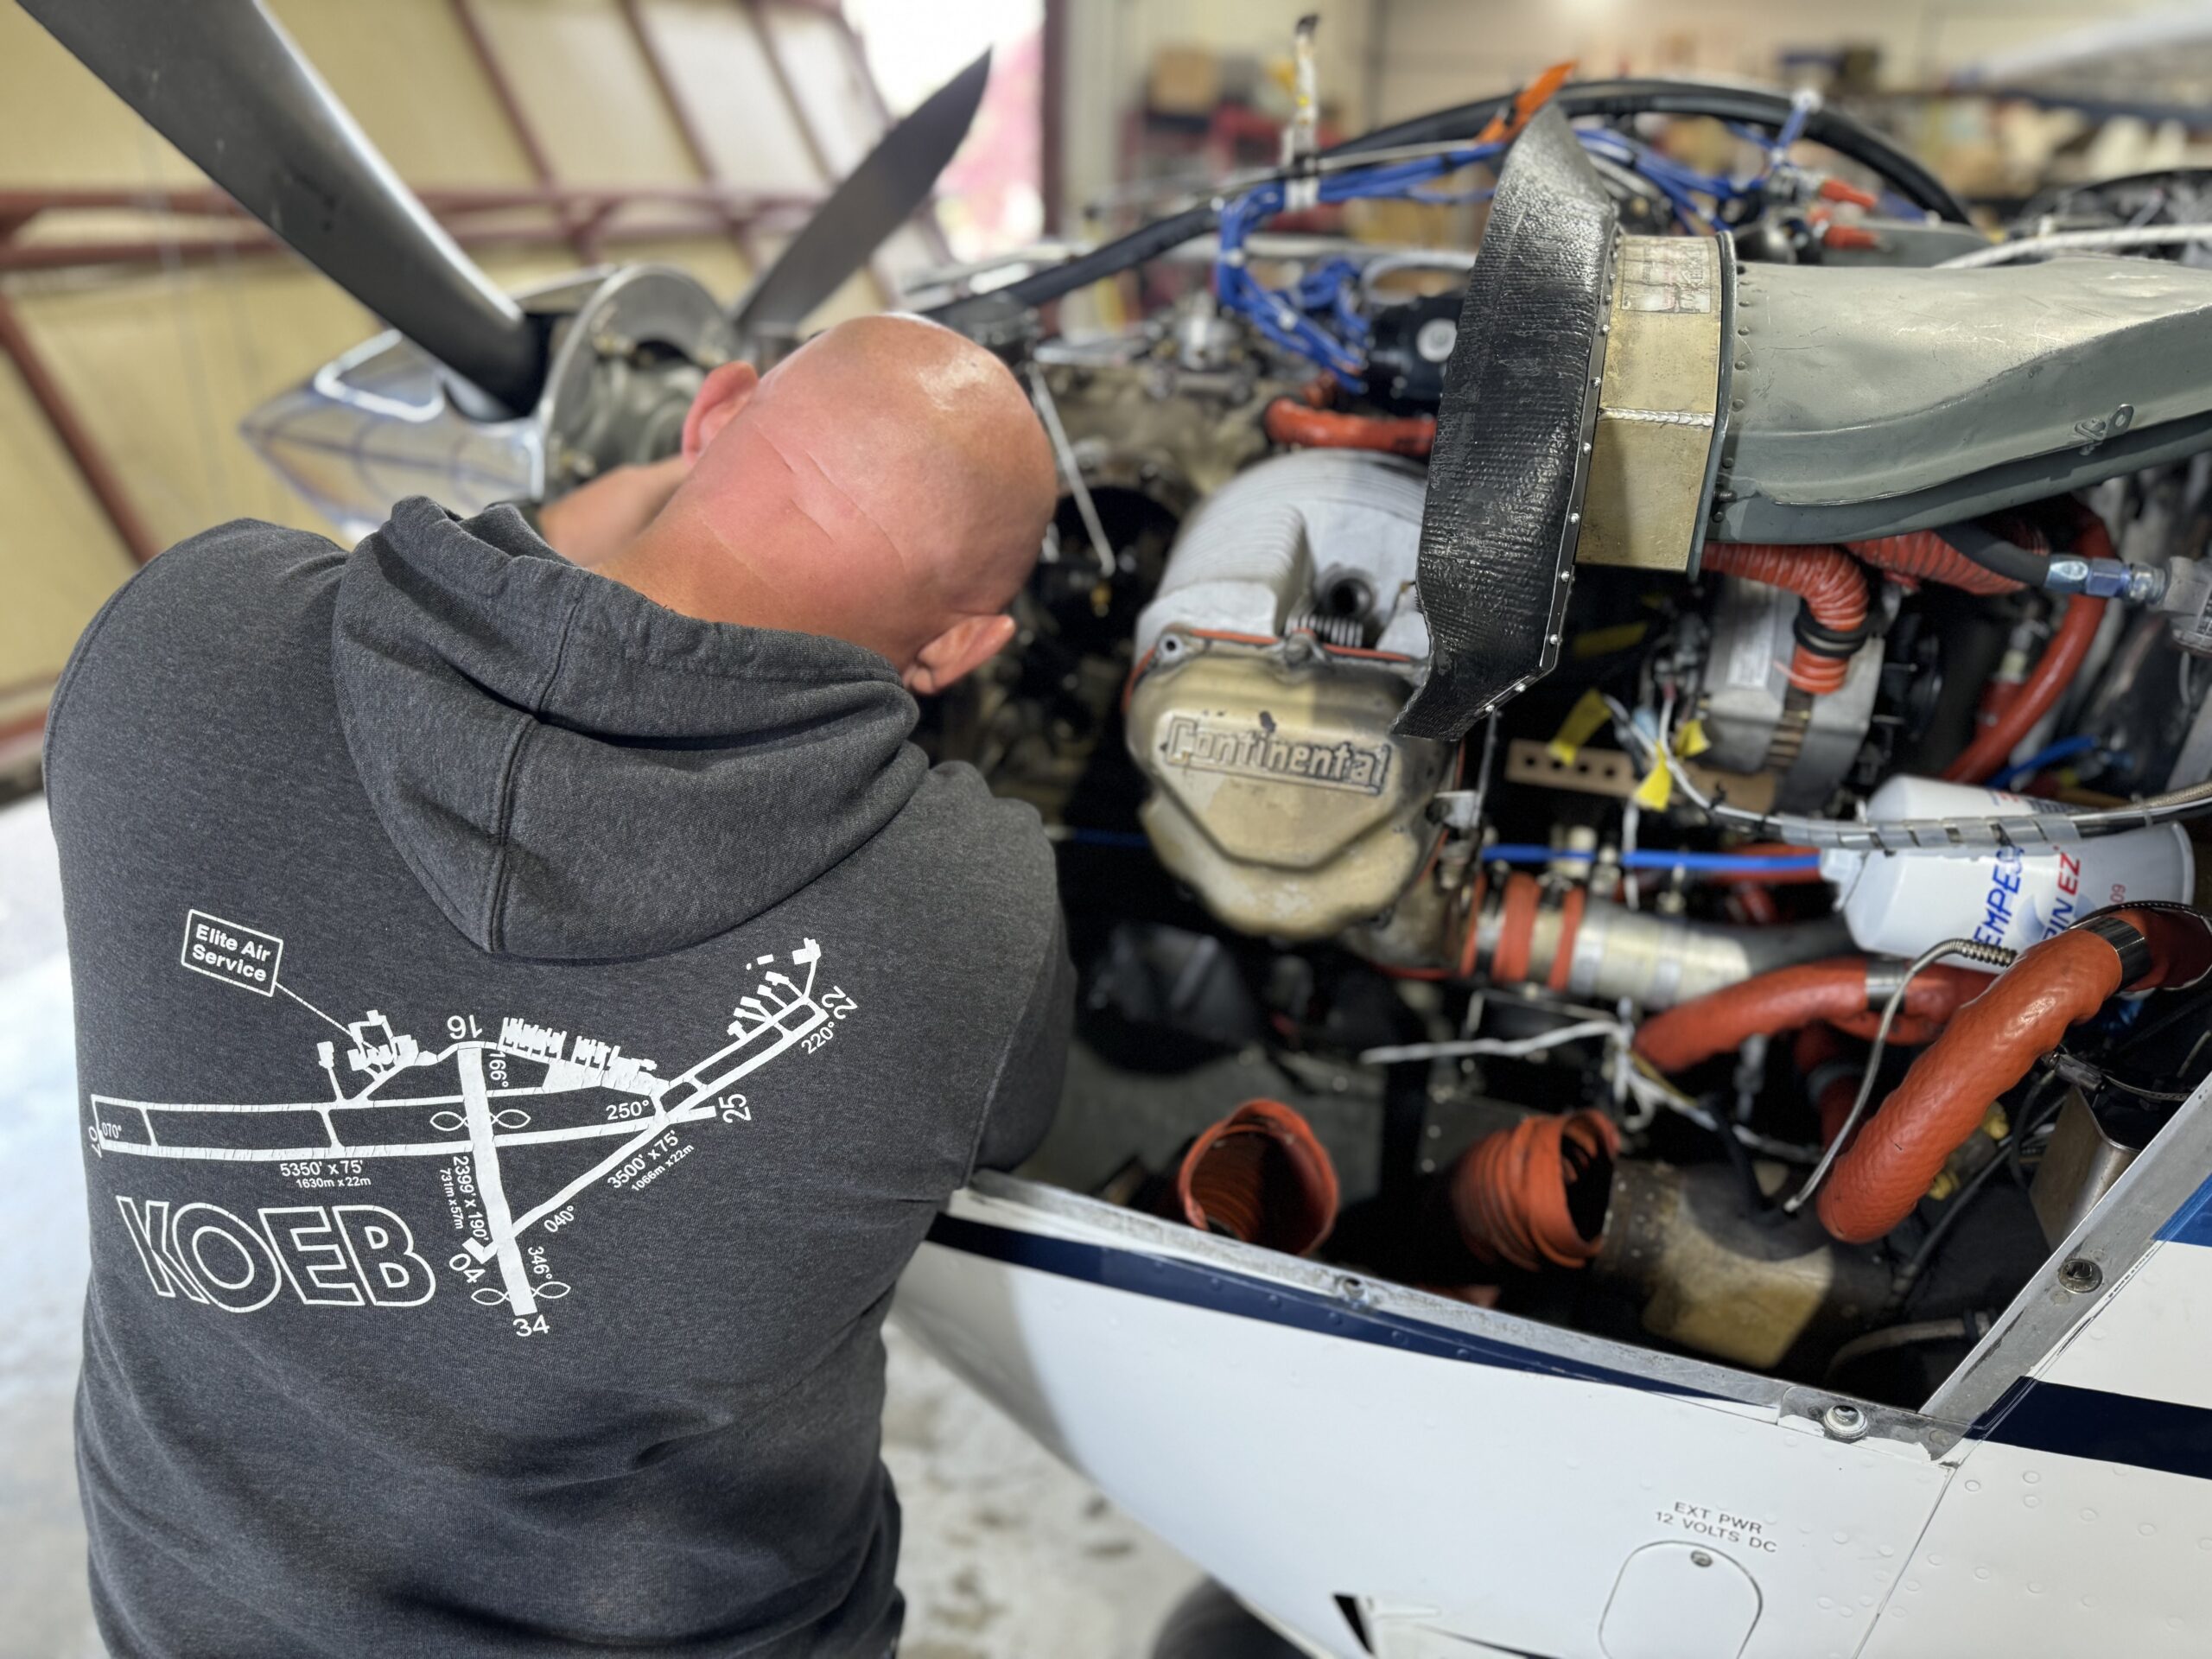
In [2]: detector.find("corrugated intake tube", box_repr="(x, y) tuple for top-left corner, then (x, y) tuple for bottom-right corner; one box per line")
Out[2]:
(1262, 398), (1436, 457)
(1171, 1099), (1340, 1255)
(1701, 543), (1871, 695)
(1846, 530), (2031, 596)
(1633, 958), (1987, 1075)
(1450, 1109), (1619, 1271)
(1817, 910), (2212, 1243)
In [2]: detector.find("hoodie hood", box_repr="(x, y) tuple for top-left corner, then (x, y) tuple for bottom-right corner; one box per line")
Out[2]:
(333, 497), (927, 961)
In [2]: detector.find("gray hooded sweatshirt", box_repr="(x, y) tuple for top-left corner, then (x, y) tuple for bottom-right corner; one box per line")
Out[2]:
(45, 499), (1070, 1657)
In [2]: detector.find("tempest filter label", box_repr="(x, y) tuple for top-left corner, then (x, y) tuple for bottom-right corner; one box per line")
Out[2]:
(1161, 716), (1393, 795)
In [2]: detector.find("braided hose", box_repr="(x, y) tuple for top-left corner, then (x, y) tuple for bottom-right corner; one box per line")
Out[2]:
(1702, 543), (1870, 694)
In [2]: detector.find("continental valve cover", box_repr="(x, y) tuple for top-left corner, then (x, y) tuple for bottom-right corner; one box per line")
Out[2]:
(1128, 641), (1452, 940)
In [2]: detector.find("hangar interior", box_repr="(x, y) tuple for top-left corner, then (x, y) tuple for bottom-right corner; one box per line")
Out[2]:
(10, 3), (2212, 1658)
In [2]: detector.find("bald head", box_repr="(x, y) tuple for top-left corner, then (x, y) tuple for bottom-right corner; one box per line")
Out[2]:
(601, 314), (1058, 693)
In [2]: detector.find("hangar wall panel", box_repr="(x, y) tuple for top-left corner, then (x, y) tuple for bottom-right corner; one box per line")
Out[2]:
(0, 351), (138, 690)
(268, 0), (537, 188)
(0, 0), (901, 760)
(639, 0), (827, 194)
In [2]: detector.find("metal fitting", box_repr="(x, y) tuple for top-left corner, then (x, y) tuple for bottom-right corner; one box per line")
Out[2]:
(2044, 556), (2166, 604)
(1821, 1402), (1870, 1441)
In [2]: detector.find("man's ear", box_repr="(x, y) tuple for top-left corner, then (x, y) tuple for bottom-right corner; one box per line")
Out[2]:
(683, 360), (760, 461)
(903, 613), (1017, 696)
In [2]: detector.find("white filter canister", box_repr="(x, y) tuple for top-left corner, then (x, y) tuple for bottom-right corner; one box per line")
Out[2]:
(1820, 775), (2196, 969)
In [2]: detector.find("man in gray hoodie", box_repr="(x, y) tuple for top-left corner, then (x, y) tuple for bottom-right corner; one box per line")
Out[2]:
(47, 314), (1071, 1657)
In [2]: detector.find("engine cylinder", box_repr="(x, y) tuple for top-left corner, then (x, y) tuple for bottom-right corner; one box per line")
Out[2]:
(1127, 450), (1452, 940)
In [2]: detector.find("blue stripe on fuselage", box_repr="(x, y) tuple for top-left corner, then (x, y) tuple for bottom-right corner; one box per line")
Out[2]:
(1970, 1376), (2212, 1483)
(924, 1211), (1726, 1401)
(2158, 1171), (2212, 1247)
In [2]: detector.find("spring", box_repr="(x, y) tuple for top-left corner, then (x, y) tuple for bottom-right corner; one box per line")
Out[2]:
(1948, 938), (2018, 970)
(1284, 602), (1366, 649)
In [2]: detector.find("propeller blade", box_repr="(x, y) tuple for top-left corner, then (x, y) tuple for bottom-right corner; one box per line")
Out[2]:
(22, 0), (547, 414)
(733, 47), (990, 345)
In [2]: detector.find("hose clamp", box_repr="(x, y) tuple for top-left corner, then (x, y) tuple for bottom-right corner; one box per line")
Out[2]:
(1792, 608), (1872, 658)
(2076, 900), (2212, 989)
(2075, 913), (2153, 986)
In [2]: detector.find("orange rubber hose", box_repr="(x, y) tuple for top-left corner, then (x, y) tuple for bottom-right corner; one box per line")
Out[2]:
(1172, 1099), (1341, 1255)
(1547, 887), (1587, 993)
(1450, 1109), (1618, 1272)
(1701, 543), (1869, 694)
(1490, 873), (1542, 986)
(1818, 910), (2212, 1243)
(1633, 958), (1986, 1075)
(1941, 592), (2107, 784)
(1794, 1023), (1865, 1147)
(1846, 531), (2030, 597)
(1263, 399), (1436, 457)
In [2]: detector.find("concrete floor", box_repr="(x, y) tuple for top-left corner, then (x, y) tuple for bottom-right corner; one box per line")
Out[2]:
(0, 797), (1198, 1659)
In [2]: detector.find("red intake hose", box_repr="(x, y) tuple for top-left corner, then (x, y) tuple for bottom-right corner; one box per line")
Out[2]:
(1701, 543), (1870, 694)
(1941, 592), (2107, 784)
(1818, 911), (2212, 1243)
(1794, 1024), (1866, 1147)
(1263, 399), (1435, 458)
(1633, 957), (1987, 1075)
(1941, 512), (2115, 785)
(1450, 1109), (1619, 1271)
(1171, 1099), (1340, 1255)
(1847, 531), (2028, 596)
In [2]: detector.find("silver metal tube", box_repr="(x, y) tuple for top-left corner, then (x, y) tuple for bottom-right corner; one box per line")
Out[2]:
(1484, 898), (1852, 1010)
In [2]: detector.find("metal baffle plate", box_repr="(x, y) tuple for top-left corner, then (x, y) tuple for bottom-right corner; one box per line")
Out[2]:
(1577, 235), (1731, 574)
(1395, 104), (1619, 741)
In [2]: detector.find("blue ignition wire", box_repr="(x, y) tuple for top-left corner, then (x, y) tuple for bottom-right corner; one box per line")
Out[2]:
(1214, 137), (1510, 386)
(1482, 844), (1825, 876)
(1991, 734), (2102, 791)
(1217, 123), (1770, 382)
(1065, 831), (1823, 874)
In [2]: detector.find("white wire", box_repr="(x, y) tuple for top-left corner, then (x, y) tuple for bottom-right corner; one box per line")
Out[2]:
(1940, 224), (2212, 269)
(1359, 1019), (1624, 1065)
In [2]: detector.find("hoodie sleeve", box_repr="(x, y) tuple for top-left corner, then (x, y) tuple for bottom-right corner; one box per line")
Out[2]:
(966, 909), (1075, 1177)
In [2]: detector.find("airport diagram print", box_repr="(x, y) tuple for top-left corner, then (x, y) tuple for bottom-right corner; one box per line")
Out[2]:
(90, 908), (857, 1336)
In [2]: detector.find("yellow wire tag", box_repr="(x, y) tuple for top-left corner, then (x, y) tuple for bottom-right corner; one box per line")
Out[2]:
(1548, 688), (1612, 765)
(1633, 761), (1675, 811)
(1675, 718), (1712, 759)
